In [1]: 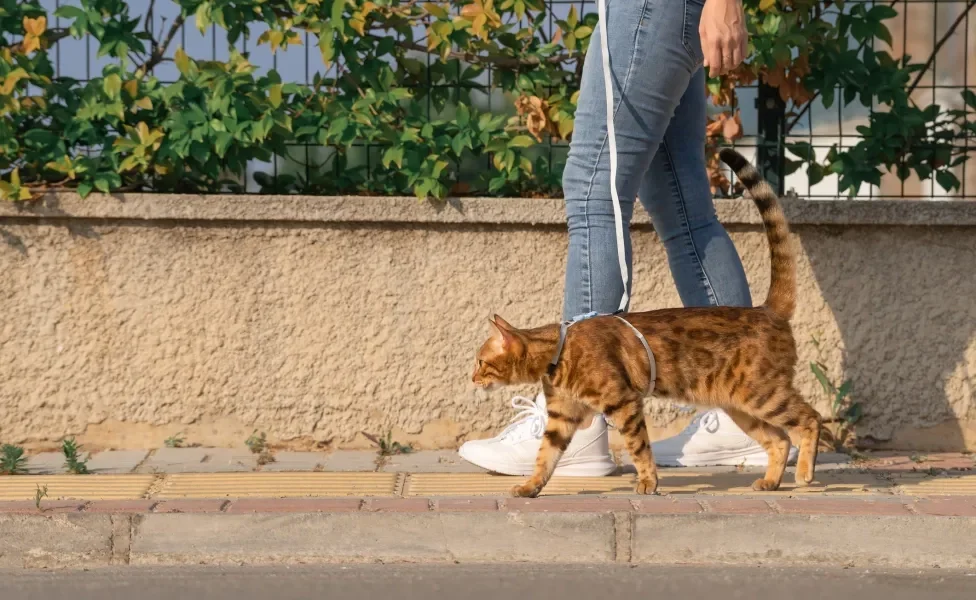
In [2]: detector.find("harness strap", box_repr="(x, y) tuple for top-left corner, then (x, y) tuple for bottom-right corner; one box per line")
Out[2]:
(613, 316), (657, 397)
(546, 312), (657, 397)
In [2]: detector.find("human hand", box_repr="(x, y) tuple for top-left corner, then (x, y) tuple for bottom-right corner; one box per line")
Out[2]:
(699, 0), (749, 77)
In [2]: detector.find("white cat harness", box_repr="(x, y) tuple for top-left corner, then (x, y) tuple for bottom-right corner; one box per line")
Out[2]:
(547, 311), (657, 397)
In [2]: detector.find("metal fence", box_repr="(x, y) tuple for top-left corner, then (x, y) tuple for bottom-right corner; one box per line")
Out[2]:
(37, 0), (976, 199)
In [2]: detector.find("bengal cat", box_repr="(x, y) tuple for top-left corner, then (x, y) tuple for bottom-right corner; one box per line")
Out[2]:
(471, 148), (821, 498)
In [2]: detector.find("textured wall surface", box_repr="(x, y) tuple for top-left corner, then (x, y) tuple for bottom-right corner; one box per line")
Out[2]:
(1, 195), (974, 451)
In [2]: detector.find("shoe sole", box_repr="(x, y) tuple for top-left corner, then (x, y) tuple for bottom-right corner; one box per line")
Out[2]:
(457, 447), (618, 477)
(655, 447), (800, 468)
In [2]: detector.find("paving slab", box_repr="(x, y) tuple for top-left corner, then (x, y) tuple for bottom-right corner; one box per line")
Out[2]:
(137, 448), (257, 473)
(381, 451), (487, 473)
(260, 452), (330, 472)
(129, 511), (616, 565)
(26, 452), (66, 475)
(87, 450), (149, 474)
(319, 450), (380, 472)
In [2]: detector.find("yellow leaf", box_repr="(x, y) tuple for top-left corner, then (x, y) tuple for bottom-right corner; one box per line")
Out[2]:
(349, 15), (366, 36)
(119, 156), (141, 172)
(461, 3), (483, 18)
(269, 84), (283, 108)
(11, 167), (21, 188)
(759, 0), (776, 10)
(286, 32), (303, 45)
(425, 2), (449, 19)
(558, 117), (574, 138)
(0, 68), (29, 95)
(23, 16), (46, 37)
(174, 48), (191, 75)
(22, 35), (41, 54)
(135, 122), (151, 143)
(124, 79), (138, 97)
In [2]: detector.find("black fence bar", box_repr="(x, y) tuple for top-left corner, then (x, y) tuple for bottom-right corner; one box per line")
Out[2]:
(756, 83), (787, 197)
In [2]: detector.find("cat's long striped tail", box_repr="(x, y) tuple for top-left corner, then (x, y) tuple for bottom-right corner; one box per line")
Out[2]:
(719, 149), (797, 320)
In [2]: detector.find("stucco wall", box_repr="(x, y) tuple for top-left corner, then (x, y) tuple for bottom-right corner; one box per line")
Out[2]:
(1, 194), (974, 451)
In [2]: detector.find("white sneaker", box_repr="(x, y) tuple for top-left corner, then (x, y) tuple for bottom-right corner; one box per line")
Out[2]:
(652, 409), (798, 467)
(459, 394), (617, 476)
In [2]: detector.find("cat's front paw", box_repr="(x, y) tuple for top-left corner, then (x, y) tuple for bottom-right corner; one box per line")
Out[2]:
(511, 482), (542, 498)
(635, 477), (658, 495)
(751, 478), (781, 491)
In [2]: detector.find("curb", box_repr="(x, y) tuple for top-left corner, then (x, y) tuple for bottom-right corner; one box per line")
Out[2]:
(2, 497), (975, 569)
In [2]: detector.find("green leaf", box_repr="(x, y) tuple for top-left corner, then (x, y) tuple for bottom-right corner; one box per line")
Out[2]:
(456, 104), (470, 128)
(836, 380), (852, 403)
(54, 5), (86, 19)
(810, 362), (834, 396)
(103, 74), (122, 99)
(382, 146), (404, 168)
(269, 84), (283, 108)
(94, 175), (111, 194)
(963, 89), (976, 109)
(787, 141), (814, 161)
(807, 163), (825, 186)
(936, 170), (960, 193)
(508, 135), (535, 148)
(332, 0), (346, 35)
(318, 23), (335, 66)
(867, 5), (898, 21)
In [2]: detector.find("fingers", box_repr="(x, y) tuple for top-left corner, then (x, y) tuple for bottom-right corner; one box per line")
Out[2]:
(699, 29), (722, 77)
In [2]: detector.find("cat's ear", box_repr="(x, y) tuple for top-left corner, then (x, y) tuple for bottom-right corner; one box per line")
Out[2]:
(491, 314), (516, 332)
(488, 315), (519, 350)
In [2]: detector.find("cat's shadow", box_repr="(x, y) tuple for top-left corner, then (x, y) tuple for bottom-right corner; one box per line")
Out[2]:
(793, 221), (975, 451)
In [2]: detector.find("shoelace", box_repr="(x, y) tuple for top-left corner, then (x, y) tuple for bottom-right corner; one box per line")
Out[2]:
(695, 410), (721, 434)
(499, 396), (547, 442)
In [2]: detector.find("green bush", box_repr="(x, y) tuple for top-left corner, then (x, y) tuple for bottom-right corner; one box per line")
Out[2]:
(1, 0), (974, 201)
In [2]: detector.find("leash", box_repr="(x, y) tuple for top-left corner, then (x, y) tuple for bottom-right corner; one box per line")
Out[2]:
(544, 3), (657, 396)
(596, 0), (629, 313)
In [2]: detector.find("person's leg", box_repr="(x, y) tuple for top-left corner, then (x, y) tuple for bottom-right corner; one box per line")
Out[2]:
(637, 68), (751, 310)
(636, 69), (797, 467)
(562, 0), (704, 318)
(460, 0), (704, 475)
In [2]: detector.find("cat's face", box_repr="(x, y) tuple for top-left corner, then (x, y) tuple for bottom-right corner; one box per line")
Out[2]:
(472, 315), (525, 390)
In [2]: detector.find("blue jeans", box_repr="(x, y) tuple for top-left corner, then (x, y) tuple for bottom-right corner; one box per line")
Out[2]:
(562, 0), (752, 319)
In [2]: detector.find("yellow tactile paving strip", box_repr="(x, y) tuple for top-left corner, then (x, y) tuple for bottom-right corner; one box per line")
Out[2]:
(894, 474), (976, 496)
(156, 472), (398, 498)
(404, 471), (895, 497)
(0, 475), (154, 501)
(0, 471), (972, 500)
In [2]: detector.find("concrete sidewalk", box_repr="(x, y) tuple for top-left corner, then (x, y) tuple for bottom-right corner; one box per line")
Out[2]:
(1, 450), (974, 570)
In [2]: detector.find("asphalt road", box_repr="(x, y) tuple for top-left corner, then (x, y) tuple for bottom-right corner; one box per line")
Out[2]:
(3, 564), (975, 600)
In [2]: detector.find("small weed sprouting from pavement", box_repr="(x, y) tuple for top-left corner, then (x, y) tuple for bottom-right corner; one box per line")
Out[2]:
(375, 431), (413, 457)
(910, 453), (929, 464)
(810, 335), (863, 452)
(245, 431), (276, 465)
(34, 484), (48, 511)
(62, 437), (90, 474)
(0, 444), (28, 475)
(164, 432), (185, 448)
